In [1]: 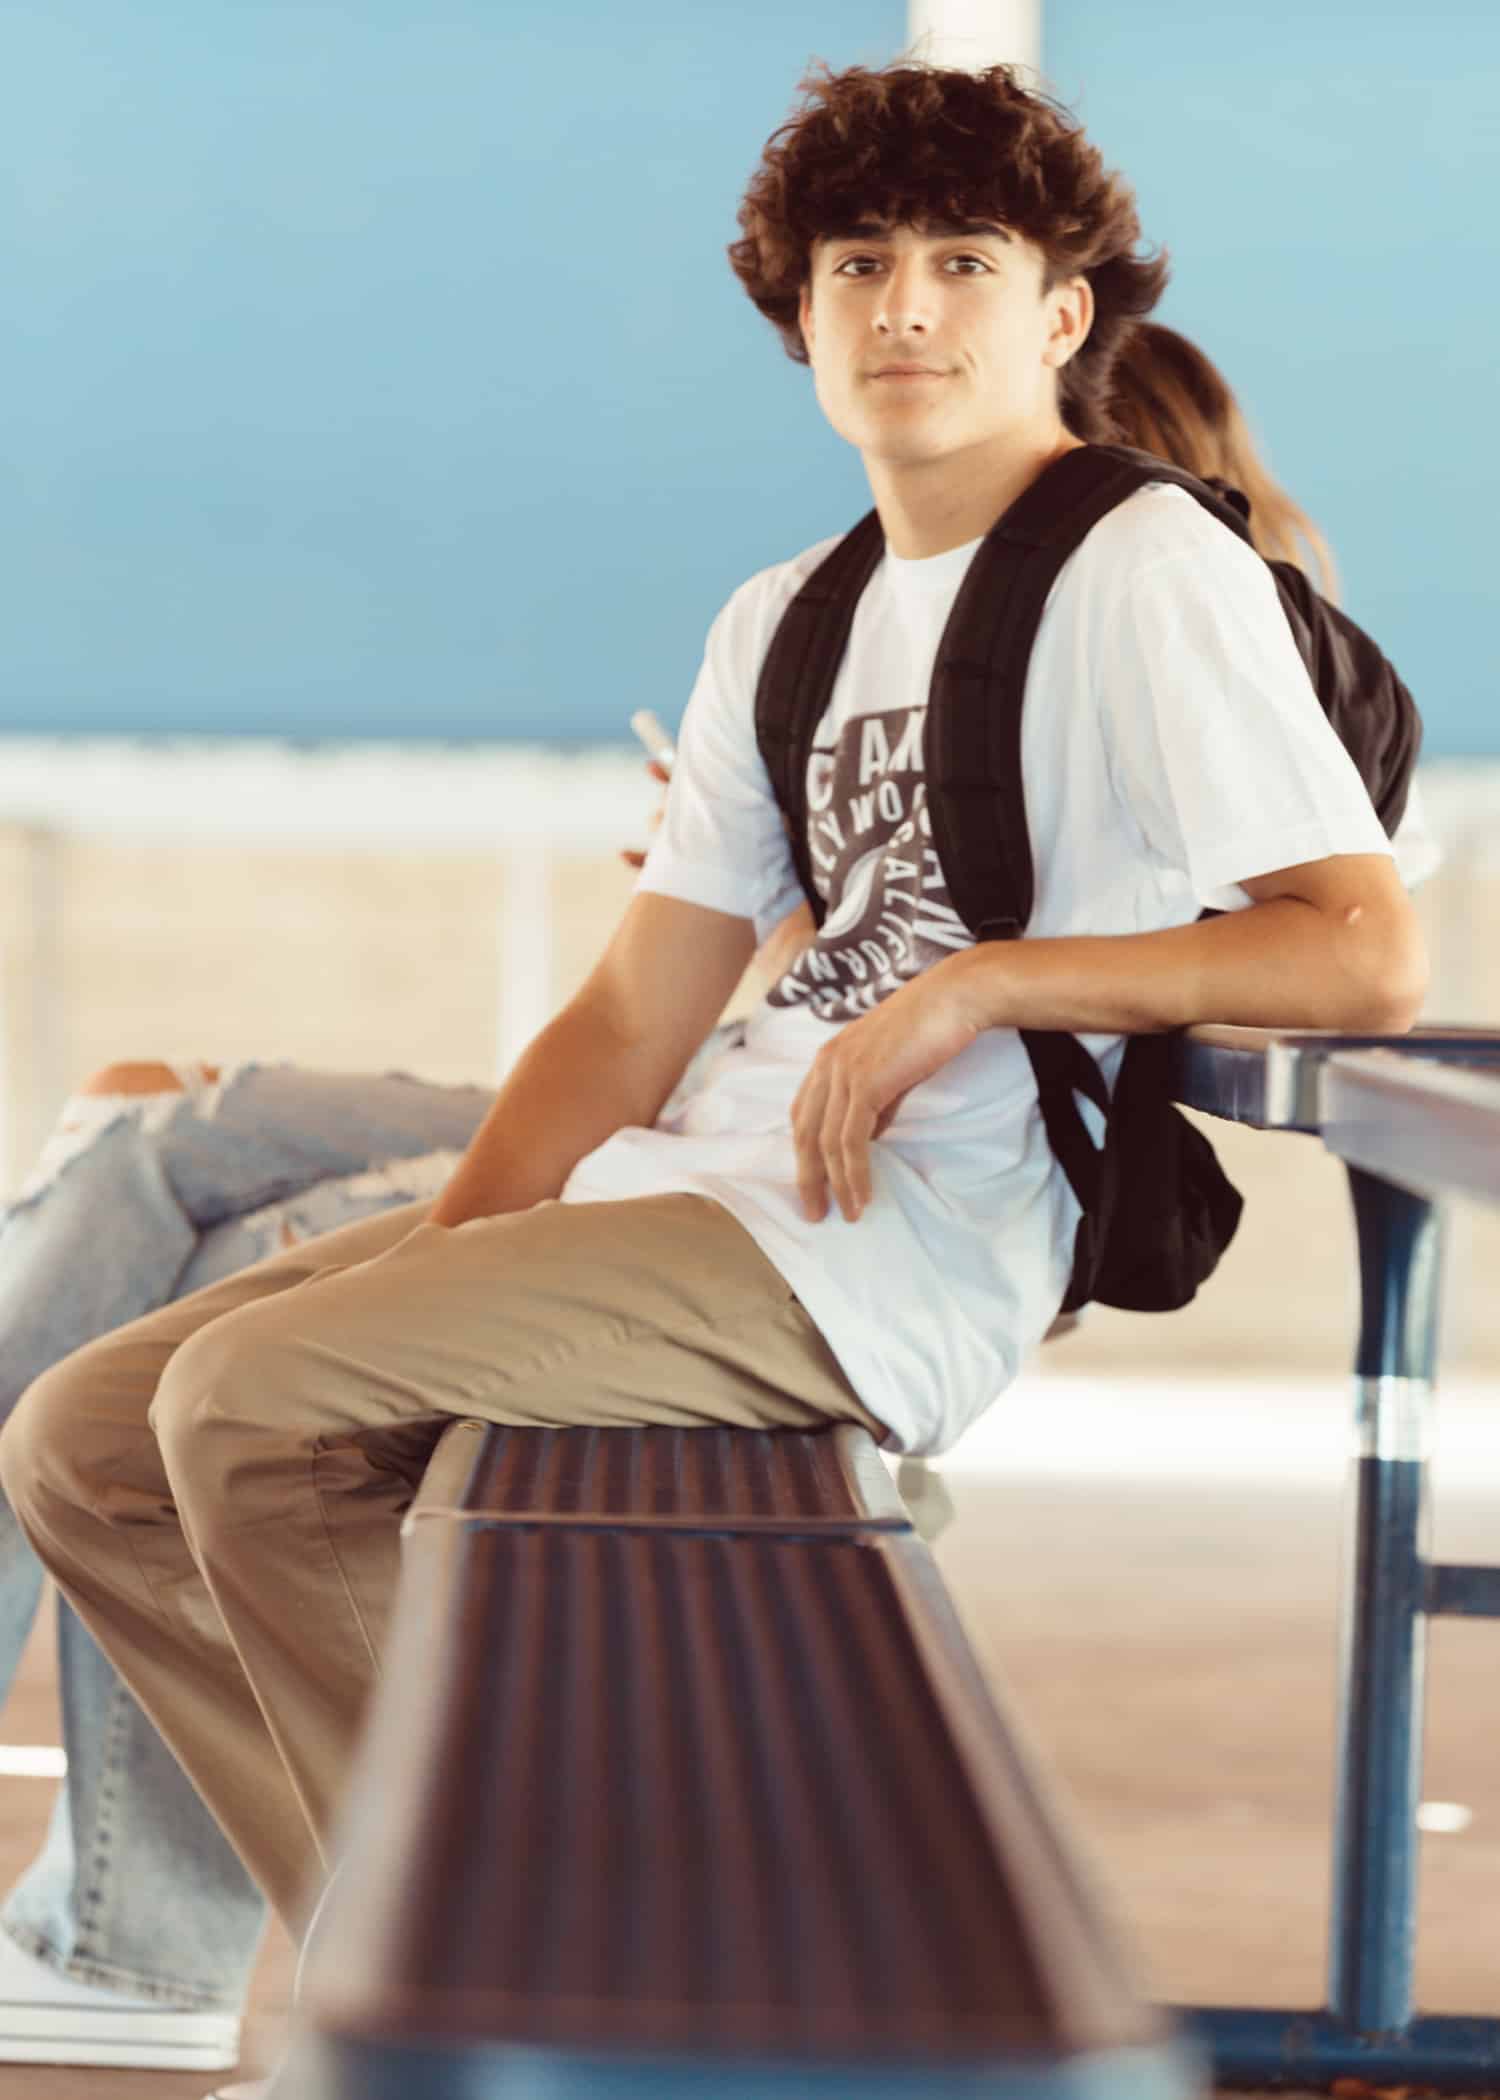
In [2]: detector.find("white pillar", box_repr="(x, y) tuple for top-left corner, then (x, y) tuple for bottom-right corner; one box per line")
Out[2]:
(22, 827), (65, 1187)
(494, 845), (556, 1082)
(907, 0), (1042, 79)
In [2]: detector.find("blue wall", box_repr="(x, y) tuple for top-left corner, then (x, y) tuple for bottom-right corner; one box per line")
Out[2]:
(9, 5), (1492, 755)
(2, 3), (901, 743)
(1044, 1), (1499, 758)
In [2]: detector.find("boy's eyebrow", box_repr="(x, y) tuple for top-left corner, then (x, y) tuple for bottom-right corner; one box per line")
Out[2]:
(829, 219), (1014, 244)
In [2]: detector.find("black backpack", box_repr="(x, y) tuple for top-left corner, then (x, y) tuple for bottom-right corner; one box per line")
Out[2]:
(753, 442), (1422, 1315)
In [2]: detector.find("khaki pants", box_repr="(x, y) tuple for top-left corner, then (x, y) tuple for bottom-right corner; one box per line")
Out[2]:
(0, 1194), (882, 1935)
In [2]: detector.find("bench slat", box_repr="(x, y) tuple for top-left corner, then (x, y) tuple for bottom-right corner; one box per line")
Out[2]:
(307, 1439), (1175, 2075)
(406, 1419), (907, 1530)
(292, 1427), (1198, 2096)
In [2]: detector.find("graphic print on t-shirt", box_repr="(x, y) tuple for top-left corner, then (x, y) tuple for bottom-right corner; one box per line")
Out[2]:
(767, 704), (968, 1024)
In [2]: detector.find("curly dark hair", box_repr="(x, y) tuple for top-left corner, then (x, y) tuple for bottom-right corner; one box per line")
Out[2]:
(729, 61), (1169, 440)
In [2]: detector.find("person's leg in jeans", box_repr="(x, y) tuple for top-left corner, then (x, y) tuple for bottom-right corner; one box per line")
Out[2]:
(0, 1192), (882, 1937)
(0, 1061), (491, 2057)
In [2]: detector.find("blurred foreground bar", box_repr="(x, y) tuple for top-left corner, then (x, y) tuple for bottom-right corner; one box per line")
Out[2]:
(280, 1423), (1203, 2099)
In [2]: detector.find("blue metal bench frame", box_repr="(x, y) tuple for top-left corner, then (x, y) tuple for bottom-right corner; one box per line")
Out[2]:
(1166, 1024), (1500, 2093)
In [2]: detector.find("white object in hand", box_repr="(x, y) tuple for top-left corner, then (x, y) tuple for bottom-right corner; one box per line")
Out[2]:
(629, 709), (676, 772)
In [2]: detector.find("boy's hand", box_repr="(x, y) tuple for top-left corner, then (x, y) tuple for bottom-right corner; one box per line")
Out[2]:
(790, 957), (987, 1223)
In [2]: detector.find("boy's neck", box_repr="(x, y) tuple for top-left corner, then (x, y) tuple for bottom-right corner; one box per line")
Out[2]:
(868, 426), (1085, 560)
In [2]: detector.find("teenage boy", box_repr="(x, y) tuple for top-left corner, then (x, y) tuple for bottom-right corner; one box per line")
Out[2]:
(0, 59), (1423, 2099)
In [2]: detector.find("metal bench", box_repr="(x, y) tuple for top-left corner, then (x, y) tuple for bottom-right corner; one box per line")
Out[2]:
(280, 1421), (1203, 2098)
(275, 1022), (1500, 2099)
(1166, 1024), (1500, 2093)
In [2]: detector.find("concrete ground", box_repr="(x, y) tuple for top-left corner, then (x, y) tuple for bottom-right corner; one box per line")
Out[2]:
(0, 1367), (1494, 2099)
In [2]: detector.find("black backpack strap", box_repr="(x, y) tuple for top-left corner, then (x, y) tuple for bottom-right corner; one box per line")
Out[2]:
(925, 443), (1254, 943)
(753, 446), (1246, 942)
(753, 510), (885, 929)
(1017, 1026), (1111, 1200)
(925, 444), (1242, 1285)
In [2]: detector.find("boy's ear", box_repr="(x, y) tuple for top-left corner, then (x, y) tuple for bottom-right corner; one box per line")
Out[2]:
(798, 284), (814, 352)
(1044, 275), (1093, 370)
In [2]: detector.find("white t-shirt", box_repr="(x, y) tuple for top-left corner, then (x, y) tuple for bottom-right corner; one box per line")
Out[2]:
(561, 482), (1394, 1456)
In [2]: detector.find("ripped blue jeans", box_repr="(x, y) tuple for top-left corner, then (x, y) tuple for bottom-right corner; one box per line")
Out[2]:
(0, 1064), (494, 2006)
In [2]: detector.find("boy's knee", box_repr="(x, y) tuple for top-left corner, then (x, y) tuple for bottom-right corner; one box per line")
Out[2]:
(0, 1359), (103, 1525)
(151, 1314), (319, 1487)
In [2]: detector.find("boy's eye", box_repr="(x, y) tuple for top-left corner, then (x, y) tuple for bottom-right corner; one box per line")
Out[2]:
(832, 253), (992, 277)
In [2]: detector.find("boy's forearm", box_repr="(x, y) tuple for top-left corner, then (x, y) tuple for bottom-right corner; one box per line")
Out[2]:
(943, 893), (1426, 1038)
(427, 999), (674, 1229)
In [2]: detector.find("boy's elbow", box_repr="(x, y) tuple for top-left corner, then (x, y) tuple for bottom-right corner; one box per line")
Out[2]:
(1352, 982), (1425, 1035)
(1345, 919), (1429, 1034)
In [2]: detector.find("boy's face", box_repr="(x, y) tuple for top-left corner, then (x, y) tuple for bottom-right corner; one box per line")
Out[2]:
(797, 219), (1090, 470)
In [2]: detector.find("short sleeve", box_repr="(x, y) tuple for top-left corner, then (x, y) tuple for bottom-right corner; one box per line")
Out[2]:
(635, 588), (805, 943)
(1390, 778), (1442, 889)
(1104, 528), (1394, 911)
